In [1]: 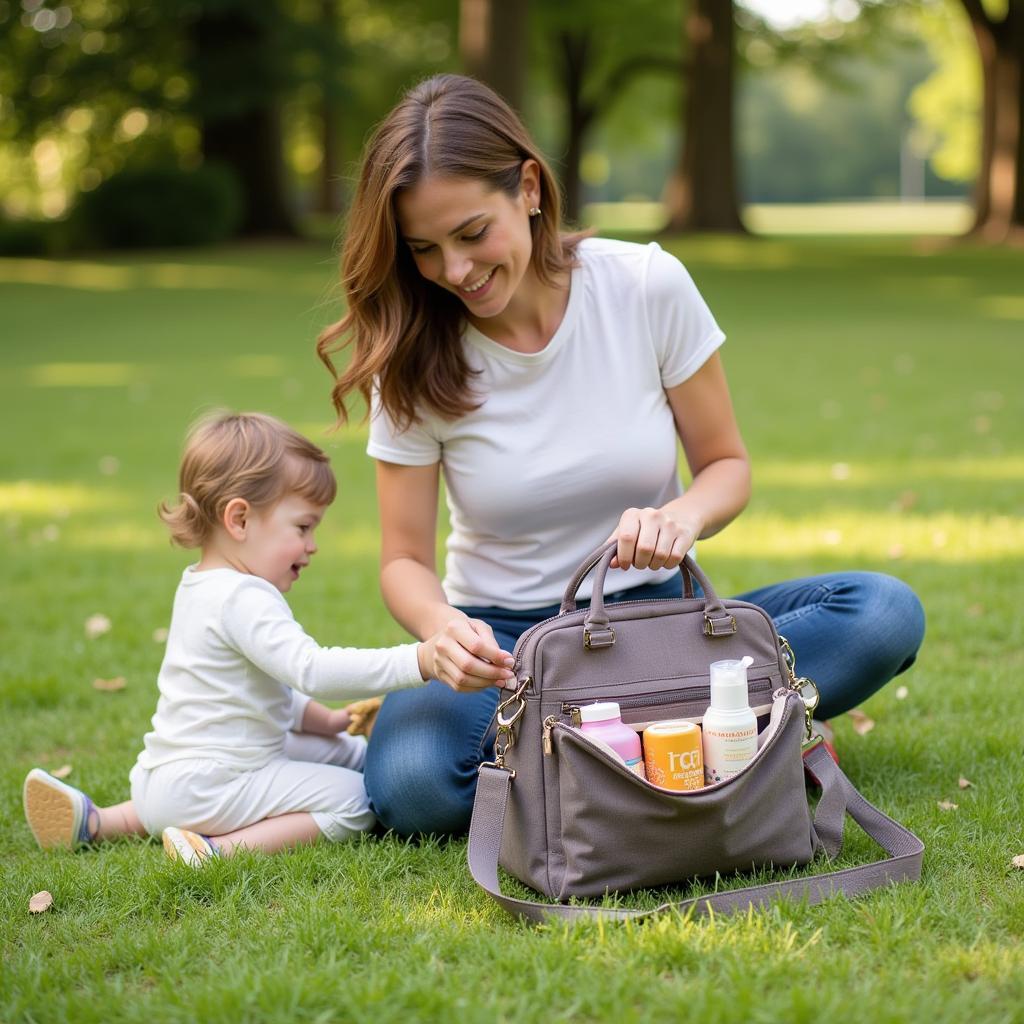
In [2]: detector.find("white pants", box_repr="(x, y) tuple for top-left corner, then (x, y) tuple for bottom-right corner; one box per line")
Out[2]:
(130, 732), (375, 843)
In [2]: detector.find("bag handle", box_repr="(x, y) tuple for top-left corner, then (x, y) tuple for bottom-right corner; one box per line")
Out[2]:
(559, 542), (737, 640)
(467, 743), (924, 924)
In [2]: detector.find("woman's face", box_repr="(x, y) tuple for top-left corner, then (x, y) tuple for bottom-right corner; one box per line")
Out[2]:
(395, 164), (541, 320)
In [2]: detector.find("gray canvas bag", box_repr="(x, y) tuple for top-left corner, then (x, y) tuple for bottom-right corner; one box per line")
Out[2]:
(467, 542), (924, 923)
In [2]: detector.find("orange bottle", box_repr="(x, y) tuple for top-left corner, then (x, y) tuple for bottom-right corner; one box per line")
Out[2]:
(642, 720), (704, 791)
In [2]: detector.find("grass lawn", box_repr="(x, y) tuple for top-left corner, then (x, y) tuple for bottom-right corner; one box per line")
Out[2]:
(1, 233), (1022, 1023)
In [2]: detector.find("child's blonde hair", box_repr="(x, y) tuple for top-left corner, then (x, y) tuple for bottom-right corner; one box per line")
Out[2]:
(159, 412), (337, 548)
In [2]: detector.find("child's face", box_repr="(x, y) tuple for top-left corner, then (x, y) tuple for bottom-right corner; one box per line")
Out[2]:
(241, 494), (326, 593)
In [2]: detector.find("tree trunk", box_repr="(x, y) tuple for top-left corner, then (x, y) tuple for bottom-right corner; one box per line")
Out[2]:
(316, 0), (343, 216)
(190, 6), (297, 237)
(558, 30), (593, 225)
(662, 0), (745, 233)
(962, 0), (1023, 242)
(318, 95), (342, 216)
(460, 0), (529, 112)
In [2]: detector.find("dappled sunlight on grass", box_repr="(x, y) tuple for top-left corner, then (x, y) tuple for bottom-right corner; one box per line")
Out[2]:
(0, 257), (327, 294)
(717, 510), (1023, 563)
(226, 355), (289, 379)
(294, 421), (367, 445)
(26, 361), (145, 388)
(752, 457), (1024, 486)
(23, 356), (343, 391)
(58, 522), (167, 550)
(54, 520), (383, 554)
(677, 235), (807, 269)
(977, 295), (1024, 320)
(0, 479), (128, 515)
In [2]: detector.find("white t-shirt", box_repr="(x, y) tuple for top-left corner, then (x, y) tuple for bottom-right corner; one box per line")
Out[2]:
(367, 237), (725, 610)
(136, 567), (424, 771)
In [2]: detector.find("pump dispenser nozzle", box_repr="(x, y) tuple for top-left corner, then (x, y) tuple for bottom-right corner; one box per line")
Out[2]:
(708, 655), (754, 711)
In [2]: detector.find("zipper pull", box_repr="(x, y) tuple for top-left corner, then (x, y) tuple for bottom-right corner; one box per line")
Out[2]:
(561, 703), (582, 728)
(542, 715), (557, 755)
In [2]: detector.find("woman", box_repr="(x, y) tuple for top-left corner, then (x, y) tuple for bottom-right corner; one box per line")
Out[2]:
(317, 74), (925, 836)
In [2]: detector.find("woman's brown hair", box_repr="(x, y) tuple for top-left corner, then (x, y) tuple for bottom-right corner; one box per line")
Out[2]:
(158, 412), (336, 549)
(317, 73), (585, 432)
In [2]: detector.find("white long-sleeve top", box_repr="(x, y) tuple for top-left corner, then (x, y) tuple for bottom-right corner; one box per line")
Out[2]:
(136, 567), (424, 770)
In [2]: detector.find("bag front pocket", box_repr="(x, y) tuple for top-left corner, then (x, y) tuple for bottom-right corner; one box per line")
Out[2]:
(549, 700), (816, 900)
(554, 676), (777, 731)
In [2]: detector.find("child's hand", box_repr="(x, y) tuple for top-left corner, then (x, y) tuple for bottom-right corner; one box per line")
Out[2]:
(417, 619), (516, 693)
(328, 707), (352, 734)
(345, 698), (382, 737)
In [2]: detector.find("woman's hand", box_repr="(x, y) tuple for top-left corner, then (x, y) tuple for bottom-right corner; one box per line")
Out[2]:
(417, 616), (516, 692)
(607, 506), (702, 571)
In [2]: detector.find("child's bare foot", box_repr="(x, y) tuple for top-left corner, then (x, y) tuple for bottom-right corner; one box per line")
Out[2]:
(162, 827), (218, 867)
(23, 769), (96, 849)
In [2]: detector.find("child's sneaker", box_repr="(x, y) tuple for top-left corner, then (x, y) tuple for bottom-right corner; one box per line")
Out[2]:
(23, 768), (96, 849)
(162, 827), (218, 867)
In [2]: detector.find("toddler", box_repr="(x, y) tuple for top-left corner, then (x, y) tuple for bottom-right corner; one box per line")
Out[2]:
(23, 412), (515, 864)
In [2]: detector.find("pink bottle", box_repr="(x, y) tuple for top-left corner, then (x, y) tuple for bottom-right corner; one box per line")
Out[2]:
(579, 702), (646, 779)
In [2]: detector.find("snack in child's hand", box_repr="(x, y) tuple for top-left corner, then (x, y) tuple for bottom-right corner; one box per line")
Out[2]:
(345, 697), (383, 738)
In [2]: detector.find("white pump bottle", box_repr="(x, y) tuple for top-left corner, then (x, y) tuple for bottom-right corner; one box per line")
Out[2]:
(701, 655), (758, 785)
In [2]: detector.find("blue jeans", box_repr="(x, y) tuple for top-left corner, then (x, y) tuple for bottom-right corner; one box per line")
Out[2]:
(364, 571), (925, 837)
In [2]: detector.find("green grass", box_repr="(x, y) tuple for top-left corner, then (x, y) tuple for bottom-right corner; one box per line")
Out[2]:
(1, 234), (1022, 1023)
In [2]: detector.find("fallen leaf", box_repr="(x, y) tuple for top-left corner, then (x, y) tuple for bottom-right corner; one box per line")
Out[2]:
(84, 614), (111, 639)
(152, 627), (169, 644)
(1011, 855), (1024, 870)
(937, 801), (958, 812)
(887, 543), (905, 560)
(896, 490), (918, 512)
(92, 676), (126, 692)
(967, 604), (984, 618)
(98, 455), (120, 476)
(51, 764), (72, 779)
(847, 709), (875, 735)
(958, 777), (973, 789)
(973, 415), (992, 435)
(29, 891), (53, 914)
(895, 686), (909, 700)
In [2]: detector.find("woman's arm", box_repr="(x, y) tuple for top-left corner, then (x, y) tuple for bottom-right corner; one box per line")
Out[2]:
(377, 460), (515, 690)
(610, 352), (751, 570)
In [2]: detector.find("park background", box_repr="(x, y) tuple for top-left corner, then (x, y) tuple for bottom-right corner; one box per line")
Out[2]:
(1, 1), (1022, 1022)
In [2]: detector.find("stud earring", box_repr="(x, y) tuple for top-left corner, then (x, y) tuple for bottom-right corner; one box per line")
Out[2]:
(528, 207), (541, 217)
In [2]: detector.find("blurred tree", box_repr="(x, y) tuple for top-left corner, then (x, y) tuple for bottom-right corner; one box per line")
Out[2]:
(663, 0), (745, 232)
(532, 0), (681, 223)
(958, 0), (1023, 240)
(313, 0), (346, 215)
(187, 1), (297, 235)
(908, 3), (980, 184)
(0, 1), (187, 220)
(0, 0), (457, 236)
(460, 0), (528, 112)
(742, 45), (964, 202)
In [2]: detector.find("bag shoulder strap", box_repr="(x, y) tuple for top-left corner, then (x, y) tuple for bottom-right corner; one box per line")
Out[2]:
(467, 744), (924, 924)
